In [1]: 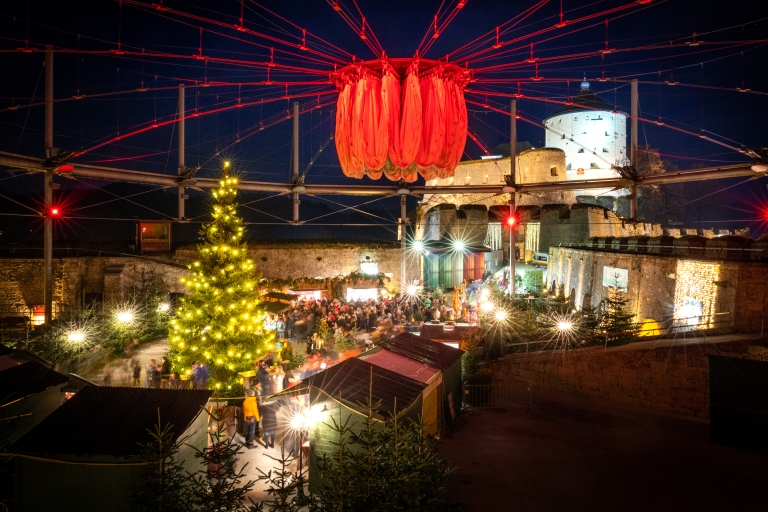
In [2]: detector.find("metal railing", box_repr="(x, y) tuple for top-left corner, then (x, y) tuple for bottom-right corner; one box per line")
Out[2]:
(558, 242), (766, 262)
(506, 311), (736, 354)
(463, 381), (532, 409)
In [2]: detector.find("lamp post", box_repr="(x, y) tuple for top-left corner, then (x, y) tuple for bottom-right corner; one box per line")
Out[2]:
(290, 403), (326, 498)
(507, 215), (516, 296)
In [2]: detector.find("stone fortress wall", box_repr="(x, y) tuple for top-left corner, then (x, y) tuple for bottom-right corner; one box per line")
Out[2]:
(175, 242), (413, 286)
(0, 257), (188, 319)
(493, 337), (768, 419)
(0, 243), (411, 319)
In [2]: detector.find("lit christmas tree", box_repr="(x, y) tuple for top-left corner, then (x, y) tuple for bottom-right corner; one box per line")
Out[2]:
(169, 165), (271, 391)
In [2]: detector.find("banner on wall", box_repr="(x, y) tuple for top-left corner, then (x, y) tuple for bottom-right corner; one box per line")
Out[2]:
(602, 266), (628, 290)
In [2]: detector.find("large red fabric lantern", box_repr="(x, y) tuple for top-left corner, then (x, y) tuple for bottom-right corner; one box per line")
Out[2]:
(333, 59), (470, 182)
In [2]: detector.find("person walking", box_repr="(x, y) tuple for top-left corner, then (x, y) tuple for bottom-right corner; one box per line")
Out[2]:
(243, 389), (260, 449)
(149, 364), (162, 389)
(276, 316), (286, 347)
(132, 363), (141, 387)
(256, 359), (272, 395)
(259, 398), (280, 449)
(160, 356), (172, 389)
(146, 359), (156, 388)
(192, 360), (208, 390)
(169, 372), (182, 389)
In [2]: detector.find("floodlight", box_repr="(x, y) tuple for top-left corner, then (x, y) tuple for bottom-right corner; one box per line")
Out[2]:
(116, 311), (134, 323)
(557, 321), (573, 331)
(290, 414), (304, 430)
(158, 303), (170, 312)
(412, 240), (424, 252)
(453, 240), (465, 251)
(495, 310), (507, 321)
(67, 331), (85, 343)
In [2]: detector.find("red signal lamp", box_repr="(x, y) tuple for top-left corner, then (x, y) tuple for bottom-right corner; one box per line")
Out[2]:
(50, 208), (60, 216)
(507, 216), (517, 227)
(54, 165), (74, 173)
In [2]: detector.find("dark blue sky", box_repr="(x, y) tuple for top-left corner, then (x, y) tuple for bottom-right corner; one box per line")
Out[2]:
(1, 0), (768, 245)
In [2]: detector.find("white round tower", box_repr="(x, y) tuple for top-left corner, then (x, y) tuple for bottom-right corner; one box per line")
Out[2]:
(543, 79), (628, 200)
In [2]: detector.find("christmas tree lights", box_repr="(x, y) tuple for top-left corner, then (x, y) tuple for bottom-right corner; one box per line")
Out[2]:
(169, 167), (270, 390)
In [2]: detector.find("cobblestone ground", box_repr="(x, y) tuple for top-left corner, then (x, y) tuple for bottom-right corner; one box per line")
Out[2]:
(439, 389), (768, 512)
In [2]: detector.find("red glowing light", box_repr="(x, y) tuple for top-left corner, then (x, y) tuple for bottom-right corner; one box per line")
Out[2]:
(507, 216), (516, 227)
(51, 208), (60, 216)
(142, 226), (147, 232)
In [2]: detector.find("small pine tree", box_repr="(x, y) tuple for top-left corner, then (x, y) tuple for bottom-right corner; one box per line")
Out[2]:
(304, 395), (459, 512)
(255, 448), (311, 512)
(188, 418), (258, 512)
(579, 303), (603, 342)
(310, 415), (358, 511)
(129, 413), (193, 512)
(170, 169), (271, 390)
(601, 286), (639, 345)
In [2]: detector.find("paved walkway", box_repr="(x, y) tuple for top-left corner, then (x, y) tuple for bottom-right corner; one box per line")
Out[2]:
(82, 338), (169, 386)
(439, 389), (768, 511)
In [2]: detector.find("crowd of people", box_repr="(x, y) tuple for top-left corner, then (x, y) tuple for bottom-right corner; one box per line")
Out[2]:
(122, 288), (480, 391)
(268, 292), (473, 349)
(127, 356), (209, 389)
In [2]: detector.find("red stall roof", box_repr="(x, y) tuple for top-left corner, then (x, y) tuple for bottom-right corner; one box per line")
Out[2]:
(360, 349), (440, 384)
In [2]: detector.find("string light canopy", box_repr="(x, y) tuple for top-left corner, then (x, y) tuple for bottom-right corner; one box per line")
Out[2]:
(332, 58), (470, 182)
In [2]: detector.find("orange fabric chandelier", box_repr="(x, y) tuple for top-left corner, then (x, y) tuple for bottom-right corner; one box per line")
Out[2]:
(333, 59), (471, 182)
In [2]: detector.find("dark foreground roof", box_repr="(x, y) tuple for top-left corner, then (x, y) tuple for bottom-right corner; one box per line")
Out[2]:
(277, 357), (426, 417)
(381, 332), (464, 370)
(0, 346), (52, 366)
(0, 361), (68, 407)
(12, 386), (212, 459)
(418, 324), (483, 343)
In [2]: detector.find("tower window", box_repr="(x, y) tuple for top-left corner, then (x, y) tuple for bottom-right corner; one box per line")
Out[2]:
(561, 134), (565, 140)
(590, 163), (600, 169)
(578, 148), (585, 153)
(605, 131), (610, 136)
(602, 148), (609, 153)
(577, 167), (585, 175)
(550, 166), (558, 176)
(566, 163), (571, 170)
(574, 116), (578, 121)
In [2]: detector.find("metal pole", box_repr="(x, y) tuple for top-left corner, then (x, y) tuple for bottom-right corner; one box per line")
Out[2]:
(630, 79), (638, 220)
(400, 195), (407, 293)
(44, 47), (54, 325)
(292, 102), (300, 224)
(630, 183), (638, 221)
(509, 100), (517, 297)
(178, 84), (185, 221)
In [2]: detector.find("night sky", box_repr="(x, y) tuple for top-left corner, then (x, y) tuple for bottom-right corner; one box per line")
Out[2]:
(1, 0), (768, 250)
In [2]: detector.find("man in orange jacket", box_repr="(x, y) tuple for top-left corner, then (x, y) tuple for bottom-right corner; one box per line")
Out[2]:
(243, 388), (260, 449)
